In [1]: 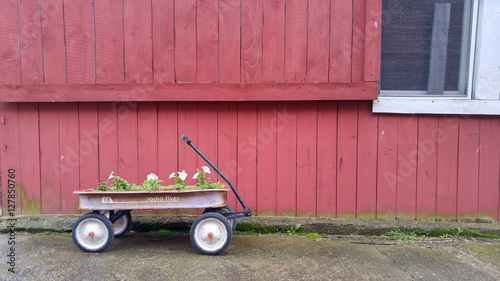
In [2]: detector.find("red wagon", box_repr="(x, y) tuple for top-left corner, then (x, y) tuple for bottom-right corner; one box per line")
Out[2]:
(72, 136), (252, 255)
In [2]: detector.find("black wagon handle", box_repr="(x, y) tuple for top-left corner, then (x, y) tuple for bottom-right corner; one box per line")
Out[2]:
(181, 135), (252, 217)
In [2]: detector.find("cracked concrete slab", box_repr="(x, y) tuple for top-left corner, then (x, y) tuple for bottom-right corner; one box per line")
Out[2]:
(1, 233), (499, 280)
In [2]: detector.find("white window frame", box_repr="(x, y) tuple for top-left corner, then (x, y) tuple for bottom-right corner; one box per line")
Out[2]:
(373, 0), (500, 115)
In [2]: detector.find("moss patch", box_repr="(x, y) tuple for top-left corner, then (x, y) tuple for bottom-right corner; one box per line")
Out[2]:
(235, 222), (278, 235)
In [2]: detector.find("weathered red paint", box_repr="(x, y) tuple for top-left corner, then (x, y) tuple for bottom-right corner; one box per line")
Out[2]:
(396, 115), (418, 220)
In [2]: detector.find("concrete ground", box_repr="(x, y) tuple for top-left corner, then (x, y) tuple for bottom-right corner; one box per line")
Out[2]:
(1, 215), (499, 280)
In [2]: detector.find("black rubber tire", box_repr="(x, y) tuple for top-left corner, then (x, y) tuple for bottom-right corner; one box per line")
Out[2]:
(190, 212), (232, 255)
(101, 210), (132, 238)
(203, 205), (237, 232)
(72, 212), (114, 253)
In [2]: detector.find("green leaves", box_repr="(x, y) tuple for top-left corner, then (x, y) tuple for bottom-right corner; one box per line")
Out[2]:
(95, 169), (225, 192)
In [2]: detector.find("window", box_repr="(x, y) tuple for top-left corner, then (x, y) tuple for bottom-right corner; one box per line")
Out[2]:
(374, 0), (500, 115)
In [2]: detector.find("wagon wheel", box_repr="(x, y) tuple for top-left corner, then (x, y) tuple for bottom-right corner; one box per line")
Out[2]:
(190, 212), (232, 255)
(72, 212), (114, 253)
(203, 205), (237, 233)
(101, 210), (132, 238)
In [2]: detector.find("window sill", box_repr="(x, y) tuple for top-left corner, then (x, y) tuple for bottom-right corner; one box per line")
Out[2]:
(373, 97), (500, 115)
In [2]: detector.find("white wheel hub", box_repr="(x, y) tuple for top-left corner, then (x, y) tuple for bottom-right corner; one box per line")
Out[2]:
(194, 218), (228, 251)
(74, 218), (110, 251)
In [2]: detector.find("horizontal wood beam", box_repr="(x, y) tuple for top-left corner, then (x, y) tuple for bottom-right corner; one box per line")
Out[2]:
(0, 82), (378, 102)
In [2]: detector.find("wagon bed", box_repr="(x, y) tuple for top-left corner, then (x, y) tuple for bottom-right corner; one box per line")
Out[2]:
(74, 188), (229, 210)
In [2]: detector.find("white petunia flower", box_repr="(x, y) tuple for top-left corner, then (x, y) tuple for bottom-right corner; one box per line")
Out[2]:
(178, 170), (187, 181)
(202, 166), (211, 174)
(147, 173), (159, 181)
(108, 171), (114, 180)
(192, 171), (199, 179)
(169, 172), (176, 179)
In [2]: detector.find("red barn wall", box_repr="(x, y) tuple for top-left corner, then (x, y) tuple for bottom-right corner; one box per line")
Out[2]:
(0, 0), (499, 222)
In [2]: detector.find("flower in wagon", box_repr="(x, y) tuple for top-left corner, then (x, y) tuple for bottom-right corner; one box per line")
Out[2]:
(169, 170), (188, 190)
(147, 173), (159, 181)
(143, 173), (162, 191)
(192, 166), (222, 189)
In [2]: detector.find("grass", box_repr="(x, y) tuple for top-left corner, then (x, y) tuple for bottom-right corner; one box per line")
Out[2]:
(386, 229), (421, 243)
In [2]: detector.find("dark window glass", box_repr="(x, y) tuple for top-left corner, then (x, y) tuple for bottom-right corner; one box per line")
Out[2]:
(381, 0), (466, 93)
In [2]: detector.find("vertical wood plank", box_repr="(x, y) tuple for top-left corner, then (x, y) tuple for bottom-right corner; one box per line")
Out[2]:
(177, 102), (198, 186)
(457, 117), (480, 221)
(396, 115), (418, 219)
(94, 0), (124, 83)
(78, 103), (100, 199)
(41, 0), (65, 84)
(284, 0), (307, 82)
(41, 0), (68, 214)
(317, 101), (337, 217)
(364, 0), (382, 81)
(262, 0), (285, 82)
(174, 0), (196, 210)
(337, 102), (358, 218)
(19, 0), (43, 83)
(18, 0), (43, 214)
(0, 0), (21, 215)
(329, 0), (352, 82)
(219, 0), (241, 83)
(256, 102), (277, 215)
(0, 103), (20, 215)
(152, 0), (175, 83)
(64, 0), (95, 83)
(237, 102), (258, 212)
(175, 0), (197, 82)
(197, 102), (218, 214)
(66, 0), (98, 213)
(157, 102), (178, 215)
(307, 0), (330, 82)
(416, 116), (439, 220)
(376, 115), (398, 218)
(138, 102), (158, 215)
(241, 0), (263, 82)
(95, 0), (123, 182)
(0, 0), (21, 83)
(197, 103), (218, 177)
(122, 0), (151, 215)
(124, 0), (153, 83)
(59, 103), (80, 213)
(296, 102), (317, 217)
(98, 103), (119, 181)
(352, 0), (366, 82)
(197, 0), (218, 83)
(217, 102), (238, 208)
(356, 102), (378, 218)
(218, 1), (240, 207)
(138, 102), (158, 181)
(18, 104), (41, 214)
(478, 117), (500, 222)
(117, 102), (139, 183)
(436, 115), (459, 221)
(177, 102), (198, 215)
(276, 102), (297, 216)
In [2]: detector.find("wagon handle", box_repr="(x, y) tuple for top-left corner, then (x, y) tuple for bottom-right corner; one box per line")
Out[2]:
(181, 135), (252, 217)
